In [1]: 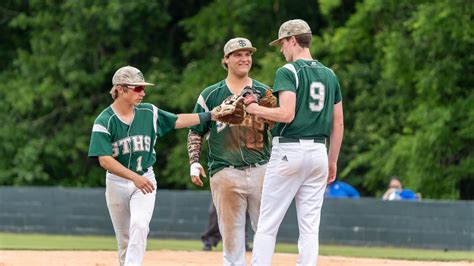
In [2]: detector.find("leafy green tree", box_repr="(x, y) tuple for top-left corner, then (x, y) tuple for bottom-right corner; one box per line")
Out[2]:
(0, 0), (186, 186)
(319, 0), (473, 199)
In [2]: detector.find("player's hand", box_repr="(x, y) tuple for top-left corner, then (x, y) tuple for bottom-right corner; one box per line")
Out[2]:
(243, 94), (258, 105)
(245, 103), (258, 115)
(210, 112), (218, 121)
(133, 175), (155, 194)
(240, 85), (261, 105)
(190, 162), (207, 187)
(327, 162), (337, 184)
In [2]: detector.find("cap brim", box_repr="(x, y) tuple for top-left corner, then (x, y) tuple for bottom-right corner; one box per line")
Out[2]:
(269, 38), (282, 46)
(225, 47), (257, 57)
(128, 82), (154, 86)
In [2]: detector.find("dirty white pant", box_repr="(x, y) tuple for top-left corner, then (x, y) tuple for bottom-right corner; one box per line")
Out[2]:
(251, 138), (328, 266)
(106, 168), (156, 266)
(211, 164), (266, 266)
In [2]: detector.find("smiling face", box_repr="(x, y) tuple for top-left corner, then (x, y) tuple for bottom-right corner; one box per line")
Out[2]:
(224, 50), (253, 77)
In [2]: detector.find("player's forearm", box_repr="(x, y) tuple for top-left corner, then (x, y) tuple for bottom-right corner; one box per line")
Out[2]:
(328, 126), (343, 163)
(98, 156), (142, 182)
(175, 112), (211, 129)
(175, 113), (200, 129)
(187, 130), (203, 164)
(246, 90), (296, 123)
(248, 104), (295, 123)
(328, 102), (344, 164)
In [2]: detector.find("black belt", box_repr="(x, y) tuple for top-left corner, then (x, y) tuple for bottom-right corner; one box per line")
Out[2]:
(278, 137), (326, 144)
(229, 161), (266, 170)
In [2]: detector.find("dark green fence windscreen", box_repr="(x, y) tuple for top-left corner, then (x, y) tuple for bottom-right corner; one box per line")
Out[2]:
(0, 187), (472, 250)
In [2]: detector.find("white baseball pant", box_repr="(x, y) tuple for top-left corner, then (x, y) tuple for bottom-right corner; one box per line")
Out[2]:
(105, 167), (156, 266)
(251, 138), (328, 266)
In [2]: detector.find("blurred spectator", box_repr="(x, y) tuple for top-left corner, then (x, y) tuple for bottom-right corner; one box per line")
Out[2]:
(325, 179), (360, 199)
(382, 176), (420, 200)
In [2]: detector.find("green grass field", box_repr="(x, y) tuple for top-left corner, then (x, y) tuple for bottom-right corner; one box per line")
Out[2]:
(0, 232), (472, 262)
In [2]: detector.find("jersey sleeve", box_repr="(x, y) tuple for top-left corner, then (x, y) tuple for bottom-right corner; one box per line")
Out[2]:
(88, 123), (112, 157)
(273, 65), (297, 93)
(156, 108), (178, 137)
(189, 94), (210, 135)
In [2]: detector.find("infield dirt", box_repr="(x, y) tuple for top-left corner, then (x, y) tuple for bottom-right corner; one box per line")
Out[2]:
(0, 250), (472, 266)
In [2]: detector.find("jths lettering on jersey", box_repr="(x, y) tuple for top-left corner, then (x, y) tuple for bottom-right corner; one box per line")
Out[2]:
(112, 135), (151, 157)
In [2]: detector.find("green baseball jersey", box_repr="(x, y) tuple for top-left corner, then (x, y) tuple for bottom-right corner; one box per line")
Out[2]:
(190, 79), (271, 176)
(272, 59), (342, 139)
(88, 103), (178, 175)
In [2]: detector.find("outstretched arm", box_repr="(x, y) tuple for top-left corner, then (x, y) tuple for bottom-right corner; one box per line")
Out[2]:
(327, 101), (344, 183)
(187, 130), (207, 187)
(175, 112), (212, 129)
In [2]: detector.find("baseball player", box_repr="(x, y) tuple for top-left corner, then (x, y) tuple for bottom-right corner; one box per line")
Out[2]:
(187, 37), (272, 265)
(88, 65), (212, 266)
(246, 19), (344, 266)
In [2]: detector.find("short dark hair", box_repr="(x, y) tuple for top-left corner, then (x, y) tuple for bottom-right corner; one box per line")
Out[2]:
(294, 33), (312, 48)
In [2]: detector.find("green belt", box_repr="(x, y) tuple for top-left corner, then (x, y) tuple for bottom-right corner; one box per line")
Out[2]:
(278, 137), (326, 144)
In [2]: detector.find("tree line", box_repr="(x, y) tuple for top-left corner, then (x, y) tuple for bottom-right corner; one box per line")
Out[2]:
(0, 0), (472, 199)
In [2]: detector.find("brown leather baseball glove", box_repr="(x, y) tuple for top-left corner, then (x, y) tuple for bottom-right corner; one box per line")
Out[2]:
(259, 90), (277, 108)
(259, 90), (277, 129)
(211, 94), (246, 124)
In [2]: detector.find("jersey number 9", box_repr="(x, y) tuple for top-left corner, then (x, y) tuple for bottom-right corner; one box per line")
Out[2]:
(309, 82), (325, 112)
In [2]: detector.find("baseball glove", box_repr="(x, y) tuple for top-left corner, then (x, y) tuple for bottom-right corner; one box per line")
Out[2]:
(259, 90), (277, 108)
(240, 86), (262, 104)
(259, 90), (277, 129)
(211, 94), (246, 124)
